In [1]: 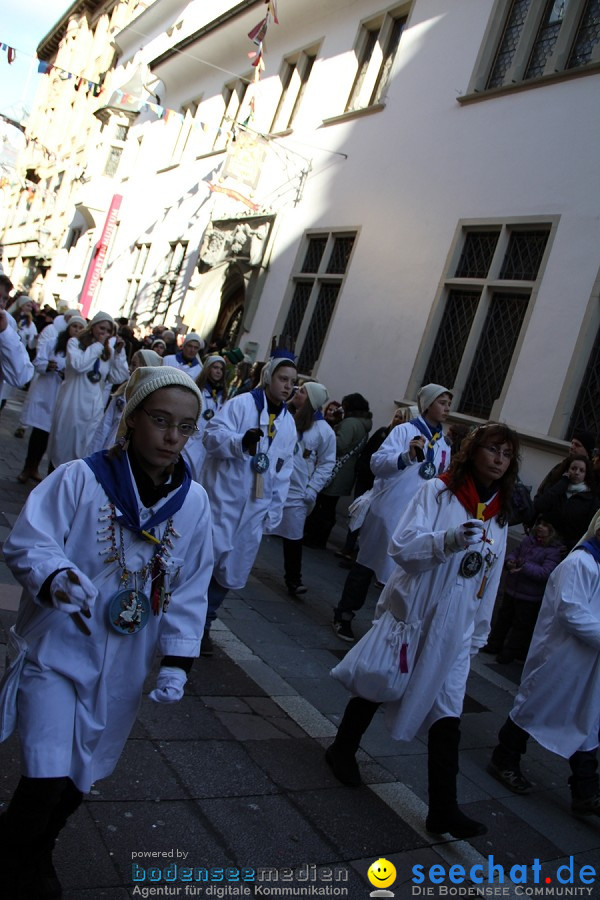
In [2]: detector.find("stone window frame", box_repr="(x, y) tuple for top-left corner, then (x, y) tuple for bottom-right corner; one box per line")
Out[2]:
(345, 3), (410, 113)
(412, 216), (557, 422)
(463, 0), (600, 101)
(270, 43), (320, 134)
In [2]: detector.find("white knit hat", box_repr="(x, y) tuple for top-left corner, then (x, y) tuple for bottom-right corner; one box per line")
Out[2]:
(417, 383), (453, 414)
(262, 352), (297, 386)
(201, 354), (226, 373)
(134, 349), (164, 367)
(116, 367), (202, 439)
(183, 332), (205, 349)
(67, 315), (87, 329)
(89, 311), (115, 327)
(304, 382), (329, 410)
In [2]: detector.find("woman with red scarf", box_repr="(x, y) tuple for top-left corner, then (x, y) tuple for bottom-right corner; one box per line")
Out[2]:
(326, 423), (520, 839)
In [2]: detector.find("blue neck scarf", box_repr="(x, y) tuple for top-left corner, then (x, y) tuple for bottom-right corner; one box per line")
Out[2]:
(175, 351), (200, 368)
(250, 387), (287, 419)
(84, 449), (192, 538)
(410, 416), (442, 464)
(580, 537), (600, 564)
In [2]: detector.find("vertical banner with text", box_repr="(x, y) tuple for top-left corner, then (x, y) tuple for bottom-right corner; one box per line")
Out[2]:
(79, 194), (122, 317)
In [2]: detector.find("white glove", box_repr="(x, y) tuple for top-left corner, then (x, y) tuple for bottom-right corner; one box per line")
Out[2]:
(445, 519), (485, 553)
(50, 568), (98, 614)
(305, 487), (317, 513)
(149, 667), (187, 704)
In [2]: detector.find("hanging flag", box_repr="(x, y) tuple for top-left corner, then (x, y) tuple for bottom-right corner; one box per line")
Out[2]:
(207, 181), (259, 212)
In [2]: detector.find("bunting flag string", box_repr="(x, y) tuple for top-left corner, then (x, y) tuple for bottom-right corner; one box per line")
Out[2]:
(0, 43), (16, 64)
(0, 37), (104, 96)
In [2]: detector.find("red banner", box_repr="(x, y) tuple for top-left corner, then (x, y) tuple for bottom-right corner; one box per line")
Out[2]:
(79, 194), (122, 317)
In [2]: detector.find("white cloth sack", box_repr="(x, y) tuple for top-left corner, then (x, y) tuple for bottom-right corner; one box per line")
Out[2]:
(330, 610), (422, 703)
(347, 489), (374, 531)
(0, 626), (28, 741)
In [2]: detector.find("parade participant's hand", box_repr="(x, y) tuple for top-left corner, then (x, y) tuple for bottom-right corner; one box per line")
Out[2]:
(305, 487), (317, 513)
(47, 360), (58, 372)
(149, 667), (187, 703)
(0, 311), (7, 334)
(114, 337), (125, 353)
(445, 519), (485, 553)
(409, 436), (426, 461)
(242, 428), (264, 456)
(50, 568), (97, 614)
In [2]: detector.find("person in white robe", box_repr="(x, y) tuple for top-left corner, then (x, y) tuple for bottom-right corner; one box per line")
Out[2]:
(182, 354), (227, 481)
(163, 332), (204, 374)
(332, 383), (452, 643)
(47, 311), (129, 468)
(0, 366), (212, 898)
(200, 351), (298, 655)
(0, 274), (35, 399)
(88, 348), (163, 454)
(327, 423), (520, 840)
(268, 381), (336, 595)
(17, 315), (87, 483)
(488, 509), (600, 816)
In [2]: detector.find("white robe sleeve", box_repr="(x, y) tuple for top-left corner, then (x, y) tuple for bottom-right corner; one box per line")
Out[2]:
(66, 338), (104, 373)
(3, 463), (90, 600)
(203, 397), (249, 461)
(371, 423), (415, 477)
(107, 348), (130, 385)
(387, 479), (449, 573)
(307, 422), (336, 495)
(553, 552), (600, 650)
(0, 321), (34, 388)
(265, 438), (295, 531)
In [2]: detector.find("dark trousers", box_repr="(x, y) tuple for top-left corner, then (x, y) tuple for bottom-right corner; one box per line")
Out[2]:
(334, 560), (374, 620)
(282, 538), (303, 585)
(487, 592), (541, 658)
(304, 494), (339, 547)
(204, 576), (228, 634)
(492, 716), (599, 799)
(24, 427), (49, 471)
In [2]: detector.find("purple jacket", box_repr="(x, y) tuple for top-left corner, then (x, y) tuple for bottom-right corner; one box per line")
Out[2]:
(504, 535), (563, 602)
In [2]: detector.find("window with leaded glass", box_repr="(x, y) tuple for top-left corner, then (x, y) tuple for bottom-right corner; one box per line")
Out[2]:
(474, 0), (599, 94)
(421, 222), (551, 420)
(569, 320), (600, 438)
(346, 8), (408, 112)
(213, 78), (251, 151)
(280, 231), (356, 374)
(151, 241), (188, 322)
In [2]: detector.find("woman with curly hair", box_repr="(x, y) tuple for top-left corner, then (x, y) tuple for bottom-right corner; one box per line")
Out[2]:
(327, 422), (520, 840)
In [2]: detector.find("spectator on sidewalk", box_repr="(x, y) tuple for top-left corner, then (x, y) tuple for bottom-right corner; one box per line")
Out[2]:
(268, 381), (336, 596)
(200, 349), (298, 656)
(482, 517), (563, 663)
(332, 384), (452, 643)
(304, 393), (373, 549)
(0, 366), (213, 899)
(535, 430), (595, 497)
(533, 455), (599, 551)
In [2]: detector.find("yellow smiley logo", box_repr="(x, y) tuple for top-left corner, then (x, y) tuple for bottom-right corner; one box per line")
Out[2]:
(368, 858), (397, 889)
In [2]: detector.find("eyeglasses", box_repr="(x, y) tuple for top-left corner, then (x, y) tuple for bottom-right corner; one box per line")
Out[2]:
(481, 444), (513, 460)
(140, 407), (198, 437)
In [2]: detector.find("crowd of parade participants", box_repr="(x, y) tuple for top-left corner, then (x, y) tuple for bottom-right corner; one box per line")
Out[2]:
(1, 280), (600, 898)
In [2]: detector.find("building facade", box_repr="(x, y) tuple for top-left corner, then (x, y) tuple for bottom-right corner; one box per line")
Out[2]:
(2, 0), (600, 488)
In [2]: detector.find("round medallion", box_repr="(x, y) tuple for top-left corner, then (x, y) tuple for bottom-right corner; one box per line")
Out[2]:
(251, 452), (270, 474)
(203, 409), (215, 420)
(87, 371), (102, 384)
(459, 551), (484, 579)
(419, 460), (436, 480)
(108, 589), (150, 635)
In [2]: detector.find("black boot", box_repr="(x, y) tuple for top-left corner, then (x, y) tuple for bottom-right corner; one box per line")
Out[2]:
(325, 697), (380, 787)
(0, 776), (81, 899)
(426, 717), (487, 839)
(569, 750), (600, 816)
(488, 716), (532, 794)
